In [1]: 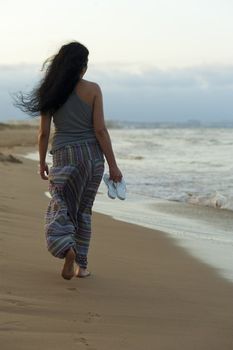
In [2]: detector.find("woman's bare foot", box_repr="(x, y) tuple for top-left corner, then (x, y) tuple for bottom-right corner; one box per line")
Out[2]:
(75, 266), (91, 278)
(61, 248), (76, 280)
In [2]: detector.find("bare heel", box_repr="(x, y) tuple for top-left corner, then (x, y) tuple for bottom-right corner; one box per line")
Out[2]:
(61, 248), (75, 280)
(75, 266), (91, 278)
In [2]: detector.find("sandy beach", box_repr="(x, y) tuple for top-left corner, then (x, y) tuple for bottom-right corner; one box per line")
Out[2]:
(1, 124), (233, 350)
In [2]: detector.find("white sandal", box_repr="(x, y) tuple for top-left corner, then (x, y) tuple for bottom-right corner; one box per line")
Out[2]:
(115, 178), (127, 200)
(103, 173), (127, 200)
(103, 173), (117, 199)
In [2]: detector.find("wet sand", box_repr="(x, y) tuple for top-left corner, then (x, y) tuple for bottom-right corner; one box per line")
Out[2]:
(0, 125), (233, 349)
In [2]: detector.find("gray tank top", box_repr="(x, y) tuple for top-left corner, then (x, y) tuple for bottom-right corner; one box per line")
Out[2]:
(50, 89), (97, 153)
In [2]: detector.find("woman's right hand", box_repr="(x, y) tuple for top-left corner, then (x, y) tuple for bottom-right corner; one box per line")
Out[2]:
(38, 162), (49, 180)
(109, 165), (123, 183)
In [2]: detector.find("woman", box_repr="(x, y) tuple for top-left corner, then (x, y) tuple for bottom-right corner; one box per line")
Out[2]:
(14, 41), (123, 280)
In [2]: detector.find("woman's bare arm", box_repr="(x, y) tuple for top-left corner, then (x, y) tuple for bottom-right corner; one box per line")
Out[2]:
(92, 83), (122, 182)
(38, 114), (52, 180)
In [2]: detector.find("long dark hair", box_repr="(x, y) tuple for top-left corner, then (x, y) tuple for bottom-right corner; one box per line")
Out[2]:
(12, 41), (89, 117)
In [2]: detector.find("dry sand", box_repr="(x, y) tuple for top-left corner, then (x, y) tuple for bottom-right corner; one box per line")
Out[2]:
(0, 125), (233, 350)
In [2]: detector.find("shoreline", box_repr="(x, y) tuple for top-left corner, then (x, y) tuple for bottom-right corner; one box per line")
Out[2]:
(0, 146), (233, 348)
(13, 146), (233, 284)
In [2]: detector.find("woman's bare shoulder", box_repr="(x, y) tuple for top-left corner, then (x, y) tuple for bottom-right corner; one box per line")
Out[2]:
(81, 79), (102, 95)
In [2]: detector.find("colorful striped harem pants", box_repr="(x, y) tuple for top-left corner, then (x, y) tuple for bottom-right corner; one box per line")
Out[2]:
(45, 141), (105, 269)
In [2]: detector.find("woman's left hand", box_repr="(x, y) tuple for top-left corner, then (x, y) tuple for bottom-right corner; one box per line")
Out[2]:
(38, 163), (49, 180)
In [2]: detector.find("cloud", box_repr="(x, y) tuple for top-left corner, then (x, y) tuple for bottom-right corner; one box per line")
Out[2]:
(89, 63), (233, 90)
(1, 62), (233, 122)
(87, 63), (233, 121)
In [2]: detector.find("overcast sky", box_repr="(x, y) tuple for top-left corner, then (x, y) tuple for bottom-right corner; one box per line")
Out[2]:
(1, 0), (233, 122)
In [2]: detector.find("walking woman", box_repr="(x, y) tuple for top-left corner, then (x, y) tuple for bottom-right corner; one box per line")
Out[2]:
(14, 41), (123, 280)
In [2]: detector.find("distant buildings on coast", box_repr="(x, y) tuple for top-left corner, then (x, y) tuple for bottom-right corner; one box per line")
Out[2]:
(106, 119), (233, 129)
(2, 118), (233, 130)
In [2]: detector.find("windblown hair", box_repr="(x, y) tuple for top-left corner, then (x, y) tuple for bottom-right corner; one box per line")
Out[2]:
(12, 41), (89, 117)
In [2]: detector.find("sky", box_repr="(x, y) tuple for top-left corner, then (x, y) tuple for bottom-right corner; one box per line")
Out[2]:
(1, 0), (233, 123)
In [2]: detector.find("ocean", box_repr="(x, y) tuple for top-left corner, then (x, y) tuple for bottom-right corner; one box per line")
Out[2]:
(22, 127), (233, 283)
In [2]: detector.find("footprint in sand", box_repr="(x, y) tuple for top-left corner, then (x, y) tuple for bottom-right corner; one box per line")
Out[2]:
(74, 336), (96, 349)
(2, 298), (31, 307)
(74, 336), (89, 346)
(83, 312), (101, 323)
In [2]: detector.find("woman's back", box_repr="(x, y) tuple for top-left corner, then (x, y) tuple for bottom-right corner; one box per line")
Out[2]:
(51, 80), (97, 152)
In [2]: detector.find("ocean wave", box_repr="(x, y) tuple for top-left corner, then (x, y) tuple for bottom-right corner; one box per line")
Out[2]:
(131, 187), (233, 212)
(174, 191), (233, 211)
(121, 155), (144, 160)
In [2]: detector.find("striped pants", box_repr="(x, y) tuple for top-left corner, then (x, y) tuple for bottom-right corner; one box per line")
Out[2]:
(45, 142), (105, 269)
